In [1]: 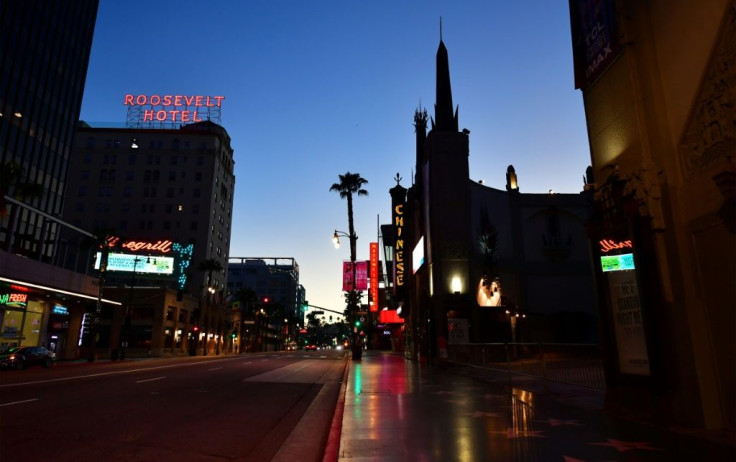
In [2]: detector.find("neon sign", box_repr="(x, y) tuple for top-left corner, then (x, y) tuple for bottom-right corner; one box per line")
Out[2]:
(600, 239), (633, 253)
(370, 242), (379, 312)
(124, 93), (224, 126)
(107, 237), (174, 253)
(0, 292), (28, 308)
(394, 204), (405, 287)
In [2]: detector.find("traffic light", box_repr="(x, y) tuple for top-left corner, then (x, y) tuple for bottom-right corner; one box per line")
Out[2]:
(301, 301), (308, 312)
(231, 330), (237, 339)
(193, 325), (200, 332)
(263, 297), (269, 304)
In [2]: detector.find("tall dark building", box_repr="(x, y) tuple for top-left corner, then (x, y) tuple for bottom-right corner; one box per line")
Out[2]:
(0, 0), (107, 357)
(1, 0), (98, 258)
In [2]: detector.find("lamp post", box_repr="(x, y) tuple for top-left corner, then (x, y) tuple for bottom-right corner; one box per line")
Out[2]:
(333, 229), (362, 360)
(120, 255), (143, 360)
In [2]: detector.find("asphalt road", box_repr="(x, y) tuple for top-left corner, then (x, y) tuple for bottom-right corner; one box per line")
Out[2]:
(0, 350), (348, 462)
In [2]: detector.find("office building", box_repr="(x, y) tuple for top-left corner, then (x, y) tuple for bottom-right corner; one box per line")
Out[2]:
(0, 0), (107, 357)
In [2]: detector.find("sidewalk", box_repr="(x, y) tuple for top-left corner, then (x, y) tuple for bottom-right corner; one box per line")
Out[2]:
(330, 350), (735, 461)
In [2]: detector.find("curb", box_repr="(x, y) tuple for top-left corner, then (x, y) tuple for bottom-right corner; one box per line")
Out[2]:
(322, 354), (350, 462)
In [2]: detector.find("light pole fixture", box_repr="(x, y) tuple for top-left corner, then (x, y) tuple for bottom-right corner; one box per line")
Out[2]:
(332, 228), (362, 360)
(332, 229), (351, 249)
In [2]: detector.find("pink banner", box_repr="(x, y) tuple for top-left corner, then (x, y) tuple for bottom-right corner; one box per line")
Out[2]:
(343, 261), (368, 291)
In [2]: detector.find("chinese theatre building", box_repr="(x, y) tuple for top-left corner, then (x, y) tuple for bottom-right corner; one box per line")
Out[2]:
(569, 0), (735, 433)
(393, 37), (596, 364)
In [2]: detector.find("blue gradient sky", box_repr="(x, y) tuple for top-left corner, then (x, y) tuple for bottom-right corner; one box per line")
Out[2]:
(79, 1), (590, 318)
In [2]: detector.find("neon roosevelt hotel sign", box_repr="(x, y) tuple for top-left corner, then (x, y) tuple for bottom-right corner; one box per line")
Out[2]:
(124, 94), (225, 125)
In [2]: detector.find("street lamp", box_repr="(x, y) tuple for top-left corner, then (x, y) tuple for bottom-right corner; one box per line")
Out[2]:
(332, 229), (362, 360)
(121, 255), (154, 360)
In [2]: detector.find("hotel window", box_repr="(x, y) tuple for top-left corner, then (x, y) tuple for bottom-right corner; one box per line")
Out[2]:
(166, 187), (174, 198)
(123, 186), (132, 197)
(168, 171), (176, 181)
(122, 203), (130, 212)
(144, 170), (152, 182)
(78, 186), (87, 196)
(152, 170), (160, 182)
(164, 221), (171, 230)
(197, 155), (204, 165)
(126, 171), (134, 181)
(170, 155), (178, 165)
(83, 153), (92, 164)
(172, 139), (180, 151)
(81, 170), (89, 181)
(190, 222), (198, 231)
(193, 188), (200, 198)
(127, 155), (136, 165)
(195, 172), (202, 181)
(86, 137), (95, 148)
(75, 202), (84, 212)
(165, 204), (173, 213)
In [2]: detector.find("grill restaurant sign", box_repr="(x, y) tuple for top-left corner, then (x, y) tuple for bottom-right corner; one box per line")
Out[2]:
(124, 94), (224, 124)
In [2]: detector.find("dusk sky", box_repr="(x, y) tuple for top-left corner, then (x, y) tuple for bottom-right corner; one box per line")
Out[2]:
(79, 0), (590, 319)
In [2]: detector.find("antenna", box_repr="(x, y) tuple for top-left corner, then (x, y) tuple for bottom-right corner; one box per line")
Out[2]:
(440, 17), (443, 41)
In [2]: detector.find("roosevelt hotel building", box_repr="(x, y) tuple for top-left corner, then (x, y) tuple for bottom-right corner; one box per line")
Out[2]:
(64, 120), (235, 298)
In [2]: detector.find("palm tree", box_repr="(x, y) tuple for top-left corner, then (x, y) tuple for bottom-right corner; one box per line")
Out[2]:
(330, 172), (368, 359)
(197, 258), (223, 355)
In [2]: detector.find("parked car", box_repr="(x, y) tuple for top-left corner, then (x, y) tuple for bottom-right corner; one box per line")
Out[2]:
(0, 346), (56, 370)
(305, 344), (317, 351)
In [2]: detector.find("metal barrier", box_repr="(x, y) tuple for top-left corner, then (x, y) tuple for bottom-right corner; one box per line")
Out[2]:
(447, 343), (606, 390)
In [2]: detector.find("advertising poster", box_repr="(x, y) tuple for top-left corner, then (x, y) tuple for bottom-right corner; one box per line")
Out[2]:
(607, 269), (650, 375)
(342, 261), (368, 292)
(447, 318), (469, 345)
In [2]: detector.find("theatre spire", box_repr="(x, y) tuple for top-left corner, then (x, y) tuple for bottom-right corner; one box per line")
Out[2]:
(433, 19), (458, 132)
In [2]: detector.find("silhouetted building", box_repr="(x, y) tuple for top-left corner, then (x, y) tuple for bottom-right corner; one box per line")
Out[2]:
(227, 258), (305, 351)
(63, 120), (236, 357)
(0, 0), (107, 357)
(391, 36), (596, 363)
(570, 0), (735, 434)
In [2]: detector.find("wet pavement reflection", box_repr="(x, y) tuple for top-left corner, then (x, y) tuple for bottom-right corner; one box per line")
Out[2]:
(337, 351), (734, 461)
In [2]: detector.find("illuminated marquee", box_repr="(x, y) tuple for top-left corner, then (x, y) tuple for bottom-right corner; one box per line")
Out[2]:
(94, 252), (174, 275)
(124, 93), (224, 127)
(393, 204), (405, 287)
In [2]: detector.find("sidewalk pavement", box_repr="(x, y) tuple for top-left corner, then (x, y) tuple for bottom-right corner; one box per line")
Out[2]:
(329, 350), (735, 462)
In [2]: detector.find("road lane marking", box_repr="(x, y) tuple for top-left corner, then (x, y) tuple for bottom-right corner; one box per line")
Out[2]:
(0, 357), (241, 388)
(242, 362), (253, 365)
(135, 376), (165, 383)
(208, 367), (223, 371)
(0, 398), (38, 407)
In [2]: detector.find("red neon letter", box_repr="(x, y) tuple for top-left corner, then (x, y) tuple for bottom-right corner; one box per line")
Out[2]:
(214, 96), (225, 106)
(136, 95), (147, 105)
(156, 110), (167, 121)
(162, 95), (172, 106)
(193, 111), (202, 122)
(180, 111), (190, 122)
(184, 96), (195, 106)
(143, 110), (154, 121)
(124, 94), (134, 105)
(195, 96), (203, 106)
(174, 96), (183, 106)
(150, 95), (161, 106)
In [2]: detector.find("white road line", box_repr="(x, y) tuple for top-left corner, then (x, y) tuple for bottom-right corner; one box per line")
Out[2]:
(0, 357), (239, 388)
(208, 367), (223, 371)
(135, 376), (166, 384)
(0, 398), (39, 407)
(243, 362), (253, 365)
